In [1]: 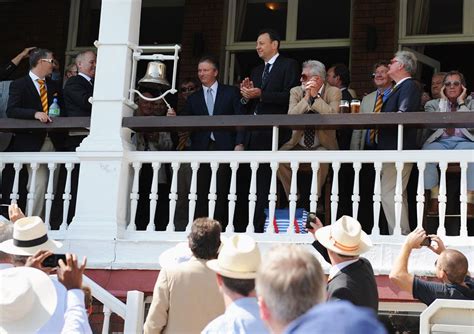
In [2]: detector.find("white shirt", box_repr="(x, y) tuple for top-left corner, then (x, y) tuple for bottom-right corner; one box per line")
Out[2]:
(61, 289), (93, 334)
(328, 258), (359, 280)
(29, 71), (46, 95)
(37, 277), (67, 334)
(265, 53), (279, 72)
(393, 76), (411, 90)
(78, 72), (93, 85)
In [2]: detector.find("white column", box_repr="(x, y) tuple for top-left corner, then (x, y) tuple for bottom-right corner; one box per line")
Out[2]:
(67, 0), (141, 239)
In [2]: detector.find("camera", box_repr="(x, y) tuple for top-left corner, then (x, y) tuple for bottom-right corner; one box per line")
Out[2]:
(305, 212), (318, 230)
(420, 236), (431, 247)
(42, 254), (67, 267)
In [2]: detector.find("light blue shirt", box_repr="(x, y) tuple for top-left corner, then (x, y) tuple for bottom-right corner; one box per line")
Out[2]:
(202, 297), (268, 334)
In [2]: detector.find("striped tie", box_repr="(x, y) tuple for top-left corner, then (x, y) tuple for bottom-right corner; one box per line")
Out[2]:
(369, 93), (383, 144)
(37, 79), (49, 114)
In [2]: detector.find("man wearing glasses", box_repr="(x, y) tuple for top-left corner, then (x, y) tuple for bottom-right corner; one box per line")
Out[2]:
(4, 48), (64, 217)
(278, 60), (340, 202)
(423, 71), (474, 216)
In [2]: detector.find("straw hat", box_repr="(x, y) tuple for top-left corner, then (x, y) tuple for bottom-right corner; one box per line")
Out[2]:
(159, 242), (193, 269)
(207, 234), (261, 279)
(0, 216), (62, 256)
(315, 216), (372, 256)
(0, 267), (57, 333)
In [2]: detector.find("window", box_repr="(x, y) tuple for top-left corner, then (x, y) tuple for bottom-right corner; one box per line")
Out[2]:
(406, 0), (463, 36)
(225, 0), (352, 85)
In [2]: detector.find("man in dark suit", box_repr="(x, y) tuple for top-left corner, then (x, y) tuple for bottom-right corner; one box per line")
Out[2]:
(378, 51), (421, 235)
(50, 50), (96, 228)
(240, 28), (300, 232)
(309, 215), (379, 312)
(4, 48), (63, 217)
(183, 56), (244, 229)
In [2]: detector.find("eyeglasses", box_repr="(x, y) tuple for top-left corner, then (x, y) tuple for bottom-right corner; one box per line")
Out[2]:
(300, 74), (318, 81)
(444, 81), (461, 87)
(180, 86), (196, 93)
(41, 59), (55, 64)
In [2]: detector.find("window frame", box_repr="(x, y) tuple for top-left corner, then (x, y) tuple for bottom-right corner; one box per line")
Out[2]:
(398, 0), (474, 45)
(223, 0), (353, 84)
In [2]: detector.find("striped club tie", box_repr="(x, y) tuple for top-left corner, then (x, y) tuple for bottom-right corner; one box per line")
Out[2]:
(369, 93), (383, 144)
(37, 79), (49, 114)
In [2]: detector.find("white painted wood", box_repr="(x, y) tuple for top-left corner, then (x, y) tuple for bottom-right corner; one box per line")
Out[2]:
(266, 162), (278, 234)
(288, 161), (299, 234)
(459, 161), (468, 237)
(44, 163), (57, 230)
(226, 162), (239, 233)
(124, 291), (145, 334)
(247, 162), (258, 233)
(372, 162), (382, 236)
(208, 162), (218, 219)
(437, 162), (448, 236)
(331, 162), (341, 224)
(309, 162), (320, 214)
(128, 162), (141, 231)
(27, 163), (39, 216)
(60, 163), (74, 231)
(187, 162), (199, 233)
(11, 162), (22, 204)
(146, 162), (160, 232)
(416, 162), (426, 230)
(393, 161), (404, 236)
(167, 162), (179, 232)
(102, 306), (111, 334)
(352, 162), (362, 218)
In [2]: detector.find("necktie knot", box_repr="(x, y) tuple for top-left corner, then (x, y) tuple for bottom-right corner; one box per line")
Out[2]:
(37, 79), (45, 86)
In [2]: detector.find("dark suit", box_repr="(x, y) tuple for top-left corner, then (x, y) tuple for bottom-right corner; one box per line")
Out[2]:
(3, 74), (64, 216)
(184, 83), (244, 228)
(243, 55), (300, 232)
(312, 240), (379, 312)
(184, 84), (244, 150)
(63, 74), (93, 117)
(6, 75), (63, 151)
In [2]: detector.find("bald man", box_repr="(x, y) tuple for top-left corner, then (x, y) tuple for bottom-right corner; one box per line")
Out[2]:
(389, 228), (474, 305)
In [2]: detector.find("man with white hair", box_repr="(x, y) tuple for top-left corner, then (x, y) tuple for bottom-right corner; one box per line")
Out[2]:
(278, 60), (341, 199)
(204, 234), (267, 333)
(377, 50), (421, 235)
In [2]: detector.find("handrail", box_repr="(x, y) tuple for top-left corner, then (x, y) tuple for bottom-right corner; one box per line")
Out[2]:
(0, 112), (472, 133)
(82, 275), (126, 319)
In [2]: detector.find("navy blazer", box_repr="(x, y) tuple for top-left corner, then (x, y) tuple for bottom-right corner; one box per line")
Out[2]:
(6, 75), (64, 151)
(184, 83), (244, 151)
(377, 78), (421, 150)
(63, 74), (93, 117)
(244, 55), (299, 149)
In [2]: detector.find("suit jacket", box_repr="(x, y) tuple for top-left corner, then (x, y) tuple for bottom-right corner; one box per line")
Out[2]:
(184, 83), (244, 151)
(377, 78), (421, 150)
(423, 97), (474, 144)
(6, 75), (64, 151)
(244, 55), (300, 149)
(350, 90), (377, 150)
(63, 74), (93, 117)
(143, 257), (225, 334)
(281, 84), (340, 150)
(312, 240), (379, 312)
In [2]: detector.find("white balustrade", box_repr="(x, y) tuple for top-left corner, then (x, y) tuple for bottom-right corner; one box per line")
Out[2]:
(352, 162), (362, 218)
(128, 162), (141, 231)
(167, 162), (180, 232)
(226, 162), (239, 233)
(309, 162), (320, 214)
(208, 162), (218, 219)
(147, 162), (160, 232)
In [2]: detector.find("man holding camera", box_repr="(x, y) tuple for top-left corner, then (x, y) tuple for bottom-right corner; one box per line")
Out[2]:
(389, 228), (474, 305)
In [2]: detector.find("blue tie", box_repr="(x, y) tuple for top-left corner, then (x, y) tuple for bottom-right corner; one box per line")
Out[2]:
(206, 88), (214, 116)
(206, 88), (215, 140)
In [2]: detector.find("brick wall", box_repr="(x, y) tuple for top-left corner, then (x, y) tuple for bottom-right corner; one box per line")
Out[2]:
(350, 0), (398, 97)
(0, 1), (70, 79)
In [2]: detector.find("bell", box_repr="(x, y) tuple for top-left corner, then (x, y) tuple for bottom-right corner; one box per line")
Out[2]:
(138, 61), (170, 89)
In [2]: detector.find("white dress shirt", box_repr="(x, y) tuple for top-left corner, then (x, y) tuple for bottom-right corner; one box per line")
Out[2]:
(29, 71), (46, 95)
(61, 289), (93, 334)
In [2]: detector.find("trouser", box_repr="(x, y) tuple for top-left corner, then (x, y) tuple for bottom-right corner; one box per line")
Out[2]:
(423, 136), (474, 192)
(381, 162), (413, 235)
(27, 137), (56, 217)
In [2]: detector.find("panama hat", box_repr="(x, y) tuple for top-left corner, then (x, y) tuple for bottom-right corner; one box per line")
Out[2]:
(315, 216), (372, 256)
(207, 234), (261, 279)
(0, 216), (62, 256)
(0, 267), (57, 334)
(159, 242), (193, 269)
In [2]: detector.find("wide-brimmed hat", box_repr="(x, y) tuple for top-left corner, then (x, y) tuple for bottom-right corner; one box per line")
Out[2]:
(159, 242), (193, 269)
(207, 234), (261, 279)
(315, 216), (372, 256)
(0, 267), (57, 333)
(0, 216), (62, 256)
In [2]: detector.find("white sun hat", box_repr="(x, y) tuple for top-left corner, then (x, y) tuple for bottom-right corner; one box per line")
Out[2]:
(315, 215), (372, 256)
(0, 216), (63, 256)
(0, 266), (57, 334)
(207, 234), (261, 279)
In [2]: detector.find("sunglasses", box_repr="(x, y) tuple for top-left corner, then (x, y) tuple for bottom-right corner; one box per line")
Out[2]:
(41, 58), (55, 64)
(180, 87), (196, 93)
(444, 81), (461, 87)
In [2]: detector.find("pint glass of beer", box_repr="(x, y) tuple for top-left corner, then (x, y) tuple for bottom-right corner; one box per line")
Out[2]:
(351, 99), (360, 113)
(339, 100), (350, 113)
